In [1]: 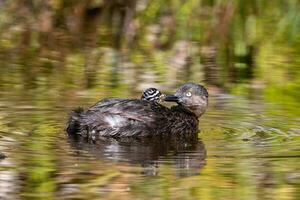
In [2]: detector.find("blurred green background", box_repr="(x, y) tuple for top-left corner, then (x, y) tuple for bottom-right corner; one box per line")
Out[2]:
(0, 0), (299, 100)
(0, 0), (299, 199)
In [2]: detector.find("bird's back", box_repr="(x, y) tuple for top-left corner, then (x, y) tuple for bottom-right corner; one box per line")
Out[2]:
(67, 97), (200, 140)
(67, 98), (173, 139)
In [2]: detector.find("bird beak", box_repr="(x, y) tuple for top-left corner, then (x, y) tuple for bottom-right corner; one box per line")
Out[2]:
(164, 94), (179, 102)
(159, 94), (166, 101)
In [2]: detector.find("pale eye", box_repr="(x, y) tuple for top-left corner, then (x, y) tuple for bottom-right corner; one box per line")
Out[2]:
(186, 92), (192, 97)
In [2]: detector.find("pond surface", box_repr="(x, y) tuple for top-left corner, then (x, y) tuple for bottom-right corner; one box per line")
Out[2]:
(0, 67), (299, 199)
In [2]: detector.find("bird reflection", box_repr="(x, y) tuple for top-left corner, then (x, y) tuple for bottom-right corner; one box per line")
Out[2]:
(68, 135), (207, 177)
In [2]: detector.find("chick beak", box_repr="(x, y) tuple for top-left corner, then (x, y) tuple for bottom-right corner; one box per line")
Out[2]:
(159, 94), (166, 102)
(164, 94), (179, 102)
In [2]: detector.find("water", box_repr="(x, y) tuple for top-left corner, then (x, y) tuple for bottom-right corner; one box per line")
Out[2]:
(1, 1), (300, 199)
(0, 75), (299, 199)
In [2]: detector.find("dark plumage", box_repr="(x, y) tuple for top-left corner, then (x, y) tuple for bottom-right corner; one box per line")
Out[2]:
(66, 83), (208, 140)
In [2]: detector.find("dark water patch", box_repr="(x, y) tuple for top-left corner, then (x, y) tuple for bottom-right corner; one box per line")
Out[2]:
(67, 135), (207, 177)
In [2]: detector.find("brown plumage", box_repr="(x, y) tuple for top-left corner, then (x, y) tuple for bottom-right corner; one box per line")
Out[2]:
(66, 83), (208, 140)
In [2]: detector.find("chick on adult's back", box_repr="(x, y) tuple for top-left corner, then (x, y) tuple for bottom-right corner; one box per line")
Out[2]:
(66, 83), (208, 140)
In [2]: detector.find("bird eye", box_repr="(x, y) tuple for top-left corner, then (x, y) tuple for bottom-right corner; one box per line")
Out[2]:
(186, 92), (192, 97)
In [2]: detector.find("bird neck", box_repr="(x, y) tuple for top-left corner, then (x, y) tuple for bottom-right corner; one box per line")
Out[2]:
(171, 105), (199, 120)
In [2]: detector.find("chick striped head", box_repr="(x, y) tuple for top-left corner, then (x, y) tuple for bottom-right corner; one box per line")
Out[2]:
(141, 88), (163, 102)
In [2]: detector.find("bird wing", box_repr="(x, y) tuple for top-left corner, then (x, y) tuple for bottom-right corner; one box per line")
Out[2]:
(80, 99), (170, 137)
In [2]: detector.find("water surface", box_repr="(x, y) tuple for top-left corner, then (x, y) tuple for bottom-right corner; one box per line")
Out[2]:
(0, 79), (299, 199)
